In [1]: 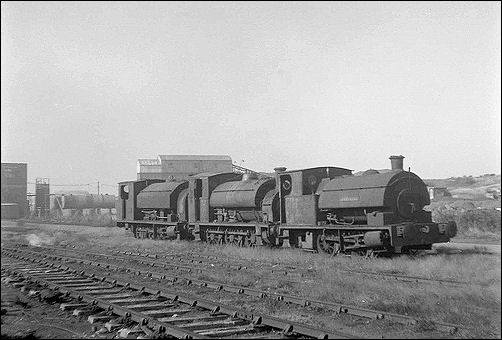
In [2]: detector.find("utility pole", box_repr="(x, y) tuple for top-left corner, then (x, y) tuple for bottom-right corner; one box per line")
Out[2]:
(97, 181), (100, 195)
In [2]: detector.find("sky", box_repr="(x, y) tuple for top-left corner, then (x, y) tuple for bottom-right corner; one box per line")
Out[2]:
(1, 1), (500, 195)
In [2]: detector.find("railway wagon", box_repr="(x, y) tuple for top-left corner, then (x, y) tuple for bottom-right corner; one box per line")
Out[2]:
(116, 156), (457, 256)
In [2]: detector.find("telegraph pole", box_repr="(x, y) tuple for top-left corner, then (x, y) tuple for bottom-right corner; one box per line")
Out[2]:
(97, 181), (100, 195)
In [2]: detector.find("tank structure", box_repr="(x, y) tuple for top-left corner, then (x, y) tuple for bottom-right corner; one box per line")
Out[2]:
(318, 169), (431, 223)
(210, 173), (276, 222)
(60, 194), (116, 210)
(136, 181), (188, 221)
(52, 193), (117, 219)
(35, 178), (50, 218)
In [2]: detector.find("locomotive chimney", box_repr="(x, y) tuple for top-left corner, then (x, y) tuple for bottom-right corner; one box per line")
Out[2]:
(274, 167), (287, 173)
(389, 155), (404, 170)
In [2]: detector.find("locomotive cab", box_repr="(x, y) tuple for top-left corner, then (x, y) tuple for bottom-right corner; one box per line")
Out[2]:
(274, 166), (352, 249)
(116, 179), (164, 228)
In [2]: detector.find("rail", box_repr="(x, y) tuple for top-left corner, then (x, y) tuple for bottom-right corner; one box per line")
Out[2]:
(5, 245), (494, 335)
(2, 249), (352, 339)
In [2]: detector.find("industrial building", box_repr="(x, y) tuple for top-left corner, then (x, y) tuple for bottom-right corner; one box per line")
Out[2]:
(137, 155), (233, 181)
(427, 186), (451, 200)
(1, 163), (28, 219)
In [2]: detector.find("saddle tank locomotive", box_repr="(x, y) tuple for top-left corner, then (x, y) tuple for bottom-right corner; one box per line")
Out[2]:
(116, 156), (457, 256)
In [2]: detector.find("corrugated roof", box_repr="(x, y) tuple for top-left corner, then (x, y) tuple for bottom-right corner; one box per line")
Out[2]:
(158, 155), (232, 161)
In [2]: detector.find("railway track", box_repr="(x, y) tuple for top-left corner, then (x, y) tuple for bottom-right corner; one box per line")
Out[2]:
(3, 245), (487, 335)
(1, 251), (351, 339)
(21, 244), (499, 317)
(16, 244), (502, 316)
(114, 249), (472, 287)
(40, 243), (472, 287)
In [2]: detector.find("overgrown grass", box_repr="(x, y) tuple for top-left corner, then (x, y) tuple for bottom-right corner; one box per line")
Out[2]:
(25, 212), (116, 227)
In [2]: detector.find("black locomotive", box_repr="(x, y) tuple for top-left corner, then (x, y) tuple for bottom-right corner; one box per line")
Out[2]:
(116, 156), (457, 256)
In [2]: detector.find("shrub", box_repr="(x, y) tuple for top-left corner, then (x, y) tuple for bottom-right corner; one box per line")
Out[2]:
(458, 209), (501, 233)
(433, 205), (501, 239)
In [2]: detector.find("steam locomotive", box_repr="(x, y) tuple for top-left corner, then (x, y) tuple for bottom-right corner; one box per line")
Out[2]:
(116, 156), (457, 256)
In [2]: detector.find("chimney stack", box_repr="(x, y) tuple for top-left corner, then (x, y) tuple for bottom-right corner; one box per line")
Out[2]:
(389, 155), (404, 171)
(274, 167), (287, 174)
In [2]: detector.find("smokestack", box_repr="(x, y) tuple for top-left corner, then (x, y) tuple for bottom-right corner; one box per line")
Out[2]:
(274, 167), (287, 173)
(389, 155), (404, 171)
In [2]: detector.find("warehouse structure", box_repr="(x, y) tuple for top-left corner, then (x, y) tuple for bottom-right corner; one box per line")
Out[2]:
(137, 155), (234, 181)
(1, 163), (28, 219)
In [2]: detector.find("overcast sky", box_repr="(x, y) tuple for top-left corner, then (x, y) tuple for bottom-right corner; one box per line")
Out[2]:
(1, 1), (500, 194)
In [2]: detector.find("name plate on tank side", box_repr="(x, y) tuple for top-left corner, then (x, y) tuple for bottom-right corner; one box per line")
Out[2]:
(340, 196), (359, 202)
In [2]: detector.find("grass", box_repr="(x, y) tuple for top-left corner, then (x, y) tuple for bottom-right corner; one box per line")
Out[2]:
(2, 220), (500, 337)
(25, 212), (116, 227)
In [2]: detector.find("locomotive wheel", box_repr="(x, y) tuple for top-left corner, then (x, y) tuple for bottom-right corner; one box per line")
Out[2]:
(228, 235), (240, 247)
(365, 249), (378, 258)
(208, 233), (217, 245)
(405, 249), (425, 257)
(237, 236), (244, 247)
(316, 233), (340, 256)
(243, 236), (251, 247)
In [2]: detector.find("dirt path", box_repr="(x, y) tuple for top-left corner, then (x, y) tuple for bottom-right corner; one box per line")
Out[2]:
(434, 241), (501, 254)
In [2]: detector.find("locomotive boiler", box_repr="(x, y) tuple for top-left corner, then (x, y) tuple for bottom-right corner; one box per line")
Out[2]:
(314, 156), (456, 255)
(209, 173), (276, 223)
(116, 155), (457, 256)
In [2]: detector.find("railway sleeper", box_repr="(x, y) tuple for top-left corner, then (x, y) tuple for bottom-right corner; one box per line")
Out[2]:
(158, 314), (230, 324)
(142, 308), (192, 318)
(197, 324), (256, 336)
(118, 327), (145, 339)
(179, 318), (249, 331)
(78, 287), (124, 294)
(2, 247), (459, 330)
(88, 314), (115, 324)
(124, 302), (175, 311)
(92, 292), (139, 300)
(7, 247), (471, 339)
(1, 256), (344, 336)
(72, 307), (97, 317)
(60, 302), (89, 311)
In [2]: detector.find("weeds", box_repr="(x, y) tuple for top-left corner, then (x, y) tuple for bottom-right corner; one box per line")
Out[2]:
(431, 202), (501, 240)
